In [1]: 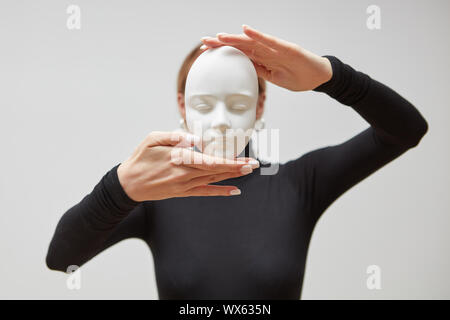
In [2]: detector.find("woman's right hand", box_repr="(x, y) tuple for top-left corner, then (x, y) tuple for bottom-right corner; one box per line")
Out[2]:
(117, 131), (259, 202)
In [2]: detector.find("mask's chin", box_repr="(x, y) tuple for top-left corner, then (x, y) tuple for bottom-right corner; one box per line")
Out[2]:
(202, 130), (253, 159)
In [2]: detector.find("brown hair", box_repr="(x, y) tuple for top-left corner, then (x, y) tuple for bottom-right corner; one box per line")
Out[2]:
(177, 42), (266, 96)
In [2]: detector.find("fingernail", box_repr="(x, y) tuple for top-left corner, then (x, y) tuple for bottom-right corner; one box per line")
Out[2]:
(201, 36), (213, 41)
(216, 32), (228, 37)
(170, 157), (182, 165)
(230, 189), (241, 195)
(248, 160), (260, 168)
(240, 164), (253, 174)
(242, 24), (250, 29)
(200, 44), (208, 50)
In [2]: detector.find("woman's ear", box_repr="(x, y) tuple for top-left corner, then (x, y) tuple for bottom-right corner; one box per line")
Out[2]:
(177, 92), (186, 119)
(256, 92), (266, 120)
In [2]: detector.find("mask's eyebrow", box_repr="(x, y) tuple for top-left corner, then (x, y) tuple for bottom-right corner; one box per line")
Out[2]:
(225, 93), (254, 102)
(188, 94), (217, 104)
(189, 92), (253, 103)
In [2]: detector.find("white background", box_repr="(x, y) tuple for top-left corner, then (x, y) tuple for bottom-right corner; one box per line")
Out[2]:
(0, 0), (448, 299)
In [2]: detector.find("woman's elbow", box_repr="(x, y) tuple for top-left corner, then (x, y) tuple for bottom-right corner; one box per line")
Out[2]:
(407, 117), (429, 148)
(45, 248), (68, 273)
(46, 252), (61, 272)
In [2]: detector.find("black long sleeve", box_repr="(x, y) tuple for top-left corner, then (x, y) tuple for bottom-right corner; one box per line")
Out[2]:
(46, 164), (147, 272)
(298, 55), (428, 220)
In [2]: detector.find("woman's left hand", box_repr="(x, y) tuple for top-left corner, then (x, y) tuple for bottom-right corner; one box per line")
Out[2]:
(200, 25), (333, 92)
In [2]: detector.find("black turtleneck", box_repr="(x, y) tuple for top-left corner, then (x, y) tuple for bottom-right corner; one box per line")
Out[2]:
(45, 56), (428, 299)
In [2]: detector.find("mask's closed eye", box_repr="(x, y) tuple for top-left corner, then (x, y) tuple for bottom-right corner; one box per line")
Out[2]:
(194, 103), (213, 112)
(226, 94), (253, 112)
(230, 103), (248, 111)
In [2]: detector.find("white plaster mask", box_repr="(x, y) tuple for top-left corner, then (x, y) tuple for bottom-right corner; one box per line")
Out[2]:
(184, 45), (259, 159)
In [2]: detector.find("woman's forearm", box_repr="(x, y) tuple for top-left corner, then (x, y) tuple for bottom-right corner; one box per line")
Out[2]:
(298, 55), (429, 218)
(313, 56), (428, 148)
(45, 165), (142, 272)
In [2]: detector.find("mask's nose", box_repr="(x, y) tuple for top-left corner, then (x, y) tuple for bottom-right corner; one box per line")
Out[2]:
(211, 102), (231, 134)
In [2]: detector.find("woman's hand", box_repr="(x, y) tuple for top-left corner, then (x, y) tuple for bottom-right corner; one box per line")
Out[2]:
(200, 24), (333, 92)
(117, 131), (259, 202)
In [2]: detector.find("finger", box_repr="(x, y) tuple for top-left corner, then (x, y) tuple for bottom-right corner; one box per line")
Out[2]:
(215, 33), (256, 47)
(201, 36), (226, 48)
(207, 34), (275, 66)
(202, 34), (267, 59)
(184, 171), (244, 190)
(235, 157), (260, 168)
(182, 185), (241, 197)
(144, 131), (202, 149)
(182, 158), (258, 179)
(250, 60), (272, 81)
(242, 24), (291, 52)
(170, 148), (258, 173)
(213, 33), (267, 55)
